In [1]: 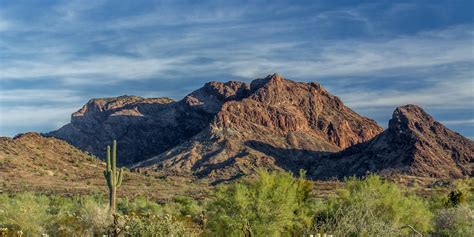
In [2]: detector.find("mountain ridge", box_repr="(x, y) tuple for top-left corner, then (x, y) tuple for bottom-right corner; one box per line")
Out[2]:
(41, 74), (472, 182)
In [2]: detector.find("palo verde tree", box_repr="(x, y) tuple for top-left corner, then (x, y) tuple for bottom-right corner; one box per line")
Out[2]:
(104, 140), (124, 213)
(206, 169), (314, 236)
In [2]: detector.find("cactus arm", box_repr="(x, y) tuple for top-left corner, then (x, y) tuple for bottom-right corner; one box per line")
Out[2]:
(105, 145), (112, 188)
(117, 168), (123, 187)
(112, 140), (117, 186)
(106, 145), (111, 172)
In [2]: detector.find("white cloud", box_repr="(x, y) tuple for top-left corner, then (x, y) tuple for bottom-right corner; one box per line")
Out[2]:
(0, 89), (83, 103)
(339, 78), (474, 110)
(0, 56), (186, 82)
(441, 119), (474, 125)
(0, 105), (74, 130)
(52, 0), (107, 22)
(220, 26), (474, 79)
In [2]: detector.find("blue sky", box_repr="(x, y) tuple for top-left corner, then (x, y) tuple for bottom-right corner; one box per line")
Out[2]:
(0, 0), (473, 138)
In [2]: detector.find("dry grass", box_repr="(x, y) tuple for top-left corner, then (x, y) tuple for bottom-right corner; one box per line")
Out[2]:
(0, 133), (210, 201)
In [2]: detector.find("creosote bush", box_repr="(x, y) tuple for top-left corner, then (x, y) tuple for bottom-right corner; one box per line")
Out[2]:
(313, 175), (432, 237)
(0, 193), (49, 235)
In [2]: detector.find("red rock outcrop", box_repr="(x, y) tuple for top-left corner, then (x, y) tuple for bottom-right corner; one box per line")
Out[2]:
(310, 105), (474, 179)
(133, 74), (383, 181)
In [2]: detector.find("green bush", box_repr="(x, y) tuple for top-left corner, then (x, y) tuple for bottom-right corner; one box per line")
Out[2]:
(118, 196), (162, 216)
(124, 213), (194, 236)
(47, 196), (112, 236)
(432, 205), (474, 237)
(117, 196), (201, 236)
(170, 195), (203, 217)
(206, 169), (314, 236)
(314, 175), (432, 236)
(0, 193), (49, 235)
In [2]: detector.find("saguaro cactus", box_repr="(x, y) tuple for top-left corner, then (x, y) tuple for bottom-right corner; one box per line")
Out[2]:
(104, 140), (124, 213)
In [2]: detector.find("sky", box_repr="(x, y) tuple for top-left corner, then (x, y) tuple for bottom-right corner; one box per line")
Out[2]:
(0, 0), (473, 138)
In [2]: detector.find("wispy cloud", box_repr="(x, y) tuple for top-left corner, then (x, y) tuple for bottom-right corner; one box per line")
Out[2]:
(0, 56), (186, 82)
(2, 25), (471, 84)
(441, 119), (474, 125)
(339, 77), (474, 110)
(0, 89), (83, 103)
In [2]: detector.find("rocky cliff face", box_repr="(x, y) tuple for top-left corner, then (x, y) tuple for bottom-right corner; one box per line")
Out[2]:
(132, 74), (383, 182)
(46, 81), (250, 165)
(310, 105), (474, 179)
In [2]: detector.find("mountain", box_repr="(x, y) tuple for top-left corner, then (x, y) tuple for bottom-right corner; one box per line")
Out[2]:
(132, 74), (383, 182)
(47, 74), (382, 181)
(310, 105), (474, 179)
(8, 74), (473, 185)
(0, 132), (207, 199)
(46, 81), (250, 165)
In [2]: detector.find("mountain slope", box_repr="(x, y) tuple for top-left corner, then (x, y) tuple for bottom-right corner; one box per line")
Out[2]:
(310, 105), (474, 179)
(133, 74), (383, 182)
(0, 133), (208, 199)
(46, 81), (250, 165)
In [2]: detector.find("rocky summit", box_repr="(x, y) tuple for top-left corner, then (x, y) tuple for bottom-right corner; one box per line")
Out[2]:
(310, 105), (474, 179)
(132, 74), (383, 182)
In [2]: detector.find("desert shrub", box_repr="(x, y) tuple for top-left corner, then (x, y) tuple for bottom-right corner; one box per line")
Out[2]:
(118, 196), (162, 216)
(124, 213), (194, 236)
(433, 205), (474, 237)
(314, 175), (432, 236)
(429, 180), (474, 237)
(169, 195), (203, 217)
(451, 178), (474, 208)
(116, 197), (202, 236)
(0, 193), (49, 235)
(46, 196), (112, 236)
(206, 169), (314, 236)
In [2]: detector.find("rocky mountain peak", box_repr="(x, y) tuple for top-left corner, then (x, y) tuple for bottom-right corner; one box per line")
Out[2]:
(184, 81), (251, 114)
(203, 81), (250, 100)
(389, 104), (436, 136)
(134, 75), (383, 181)
(73, 96), (174, 118)
(310, 104), (474, 179)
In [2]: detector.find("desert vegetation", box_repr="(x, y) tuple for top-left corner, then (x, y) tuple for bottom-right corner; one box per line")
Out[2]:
(1, 170), (472, 236)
